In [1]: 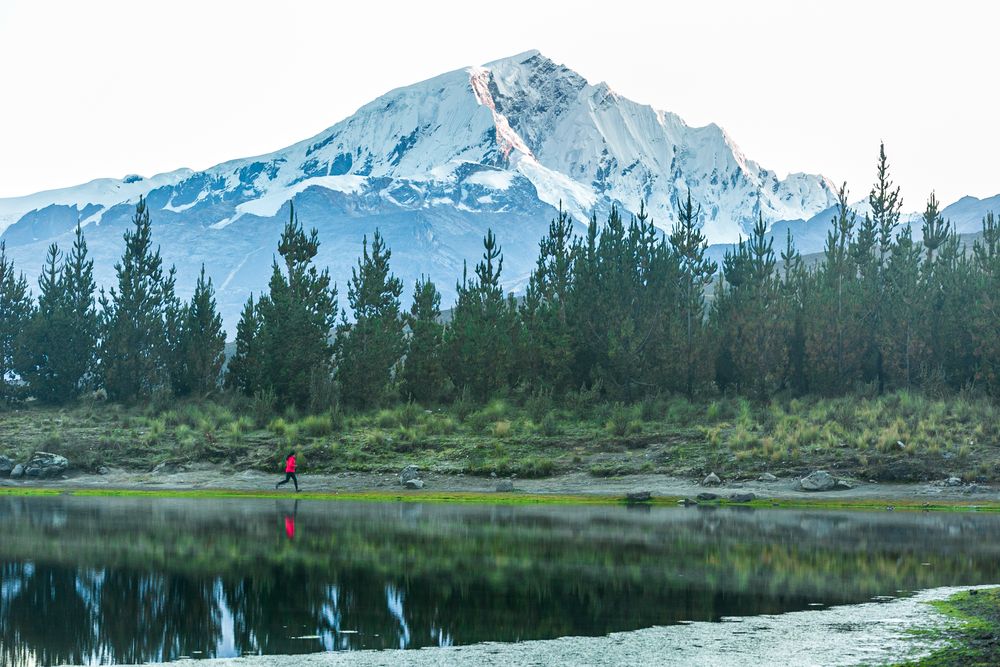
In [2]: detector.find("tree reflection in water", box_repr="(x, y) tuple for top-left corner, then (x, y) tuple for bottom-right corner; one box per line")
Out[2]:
(1, 496), (1000, 666)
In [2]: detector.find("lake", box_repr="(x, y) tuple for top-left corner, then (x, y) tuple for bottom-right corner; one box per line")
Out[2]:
(1, 495), (999, 665)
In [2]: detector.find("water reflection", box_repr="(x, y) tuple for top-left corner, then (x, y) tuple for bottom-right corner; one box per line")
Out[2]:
(1, 496), (999, 666)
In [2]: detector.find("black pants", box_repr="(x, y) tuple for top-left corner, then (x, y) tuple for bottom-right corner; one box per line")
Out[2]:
(276, 473), (298, 491)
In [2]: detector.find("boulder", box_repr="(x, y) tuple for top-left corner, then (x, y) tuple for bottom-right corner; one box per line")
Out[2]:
(758, 472), (778, 482)
(152, 461), (187, 474)
(696, 492), (720, 501)
(24, 452), (69, 478)
(625, 491), (652, 503)
(799, 470), (837, 492)
(10, 464), (24, 479)
(0, 455), (13, 475)
(944, 476), (962, 487)
(97, 466), (111, 475)
(403, 478), (424, 490)
(496, 480), (515, 493)
(677, 498), (698, 506)
(399, 465), (420, 486)
(728, 493), (756, 503)
(702, 472), (721, 486)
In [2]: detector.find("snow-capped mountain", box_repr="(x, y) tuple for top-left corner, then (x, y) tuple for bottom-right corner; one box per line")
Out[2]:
(1, 51), (846, 331)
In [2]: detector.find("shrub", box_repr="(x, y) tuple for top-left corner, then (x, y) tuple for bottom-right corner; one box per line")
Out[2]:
(539, 411), (561, 437)
(639, 394), (665, 422)
(606, 403), (632, 437)
(299, 414), (334, 438)
(493, 420), (512, 438)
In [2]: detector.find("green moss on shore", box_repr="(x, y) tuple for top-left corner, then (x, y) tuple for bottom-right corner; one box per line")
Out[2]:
(1, 485), (999, 512)
(899, 588), (1000, 666)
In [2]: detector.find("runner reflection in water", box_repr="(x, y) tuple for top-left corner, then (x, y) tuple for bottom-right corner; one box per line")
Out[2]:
(284, 499), (298, 540)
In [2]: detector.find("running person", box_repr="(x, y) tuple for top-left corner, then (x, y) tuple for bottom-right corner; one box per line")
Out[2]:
(276, 451), (299, 492)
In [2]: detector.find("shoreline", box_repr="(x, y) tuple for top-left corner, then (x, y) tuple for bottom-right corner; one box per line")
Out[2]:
(3, 468), (999, 511)
(96, 586), (992, 667)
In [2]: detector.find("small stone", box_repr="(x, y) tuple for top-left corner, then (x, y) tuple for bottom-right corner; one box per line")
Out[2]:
(496, 480), (515, 492)
(696, 492), (720, 501)
(10, 464), (25, 479)
(490, 472), (497, 479)
(398, 465), (420, 486)
(758, 473), (778, 482)
(626, 491), (652, 503)
(896, 440), (906, 450)
(702, 472), (721, 486)
(944, 476), (962, 487)
(728, 493), (756, 503)
(403, 478), (424, 490)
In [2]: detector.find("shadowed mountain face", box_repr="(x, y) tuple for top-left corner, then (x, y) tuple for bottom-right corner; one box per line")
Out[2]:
(0, 51), (842, 333)
(3, 496), (1000, 666)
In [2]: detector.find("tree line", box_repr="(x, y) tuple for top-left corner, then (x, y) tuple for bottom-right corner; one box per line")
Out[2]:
(1, 144), (998, 409)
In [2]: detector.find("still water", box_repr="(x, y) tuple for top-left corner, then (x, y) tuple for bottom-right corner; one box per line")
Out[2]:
(0, 495), (998, 665)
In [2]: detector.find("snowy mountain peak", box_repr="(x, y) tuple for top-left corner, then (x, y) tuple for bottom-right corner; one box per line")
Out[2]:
(1, 50), (850, 331)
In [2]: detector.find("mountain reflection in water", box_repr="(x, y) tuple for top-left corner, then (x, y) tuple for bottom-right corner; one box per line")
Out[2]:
(1, 495), (999, 666)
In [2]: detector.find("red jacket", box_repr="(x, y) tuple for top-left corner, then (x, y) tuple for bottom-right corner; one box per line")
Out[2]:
(285, 455), (296, 473)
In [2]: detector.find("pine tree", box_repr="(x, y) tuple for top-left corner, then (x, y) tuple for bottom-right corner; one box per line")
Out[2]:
(669, 191), (717, 396)
(445, 229), (516, 400)
(0, 242), (32, 400)
(175, 266), (225, 396)
(861, 143), (903, 393)
(252, 204), (338, 408)
(336, 230), (405, 408)
(62, 224), (98, 394)
(401, 277), (446, 403)
(520, 205), (576, 393)
(98, 197), (174, 401)
(973, 212), (1000, 394)
(803, 185), (865, 393)
(14, 245), (67, 403)
(226, 295), (263, 394)
(881, 223), (923, 388)
(780, 229), (808, 394)
(711, 213), (786, 399)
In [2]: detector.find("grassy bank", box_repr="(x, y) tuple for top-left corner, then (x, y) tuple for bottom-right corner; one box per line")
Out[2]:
(1, 391), (998, 483)
(2, 486), (1000, 512)
(901, 588), (1000, 666)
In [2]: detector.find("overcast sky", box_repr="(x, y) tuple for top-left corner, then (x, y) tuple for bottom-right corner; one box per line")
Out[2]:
(1, 0), (997, 209)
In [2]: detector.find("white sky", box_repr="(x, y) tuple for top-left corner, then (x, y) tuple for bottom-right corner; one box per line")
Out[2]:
(0, 0), (997, 209)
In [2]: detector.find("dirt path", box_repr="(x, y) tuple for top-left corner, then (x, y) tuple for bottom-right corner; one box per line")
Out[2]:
(3, 465), (997, 504)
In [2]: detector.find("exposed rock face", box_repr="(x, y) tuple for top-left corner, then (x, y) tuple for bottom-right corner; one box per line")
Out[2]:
(702, 472), (721, 486)
(399, 465), (420, 486)
(799, 470), (837, 492)
(496, 480), (515, 493)
(24, 452), (69, 478)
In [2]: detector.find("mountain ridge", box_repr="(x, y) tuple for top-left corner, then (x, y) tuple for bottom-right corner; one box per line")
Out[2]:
(1, 51), (995, 333)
